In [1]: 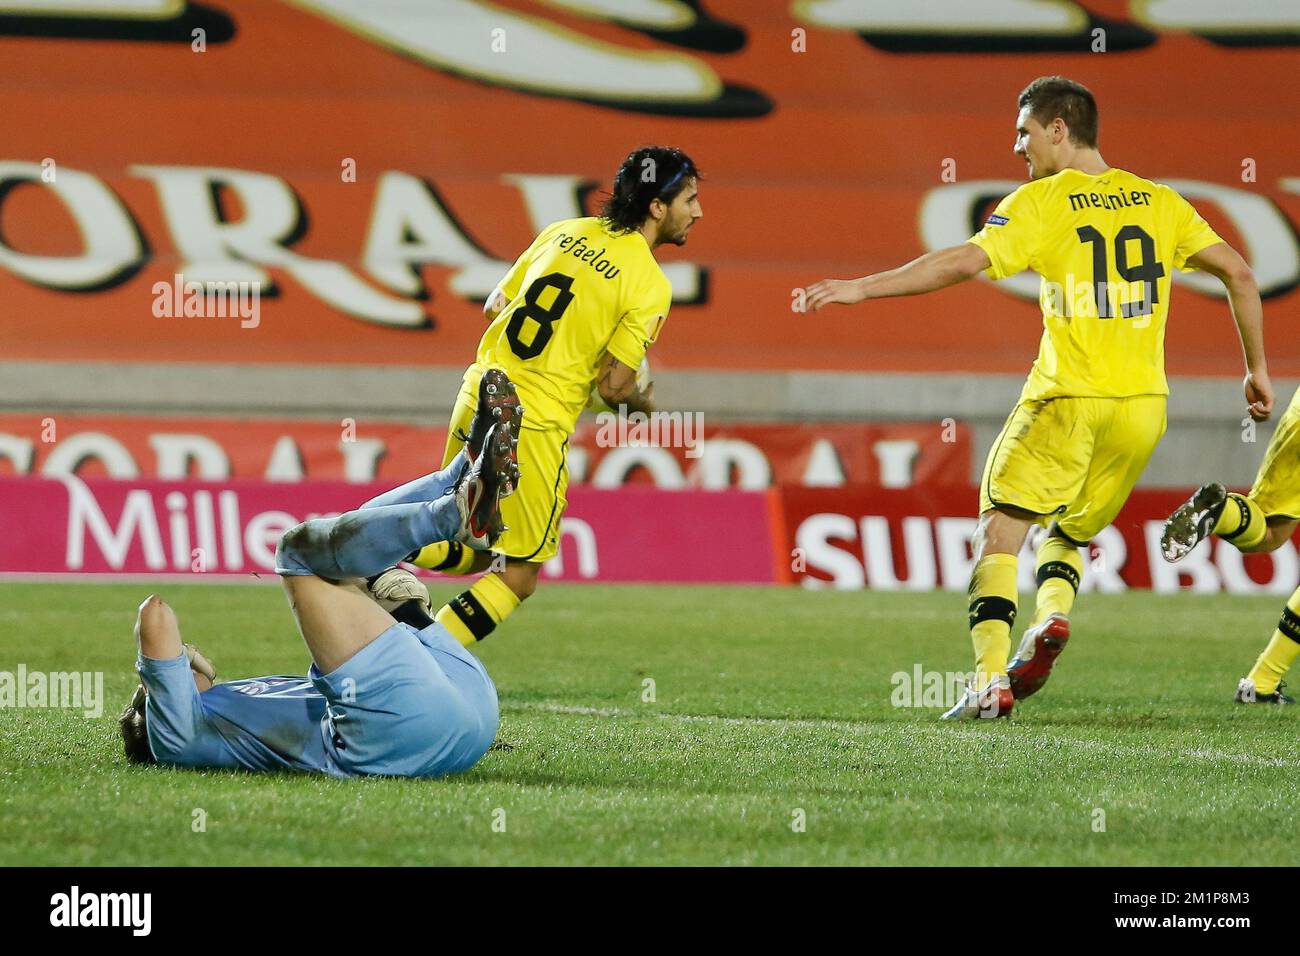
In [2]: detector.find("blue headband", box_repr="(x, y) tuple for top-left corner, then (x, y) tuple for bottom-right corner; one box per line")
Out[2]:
(657, 164), (693, 198)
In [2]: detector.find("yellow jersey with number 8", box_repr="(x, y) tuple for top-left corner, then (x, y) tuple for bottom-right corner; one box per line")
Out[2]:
(467, 216), (672, 433)
(967, 168), (1222, 402)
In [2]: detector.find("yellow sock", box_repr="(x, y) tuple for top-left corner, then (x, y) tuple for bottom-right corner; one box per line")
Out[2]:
(1030, 535), (1083, 627)
(435, 572), (521, 646)
(1246, 586), (1300, 696)
(1214, 493), (1267, 550)
(411, 541), (476, 575)
(968, 553), (1019, 682)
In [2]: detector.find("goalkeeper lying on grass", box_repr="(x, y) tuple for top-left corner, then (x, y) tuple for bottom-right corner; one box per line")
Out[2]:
(118, 408), (519, 779)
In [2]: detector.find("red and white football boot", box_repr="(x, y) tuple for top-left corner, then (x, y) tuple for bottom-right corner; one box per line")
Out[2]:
(453, 421), (517, 550)
(1007, 613), (1071, 700)
(940, 674), (1014, 720)
(458, 368), (524, 498)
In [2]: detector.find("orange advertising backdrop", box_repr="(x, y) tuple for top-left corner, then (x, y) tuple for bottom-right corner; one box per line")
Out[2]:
(0, 0), (1297, 375)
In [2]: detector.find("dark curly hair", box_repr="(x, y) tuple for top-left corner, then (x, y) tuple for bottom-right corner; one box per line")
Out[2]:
(599, 146), (701, 233)
(119, 688), (156, 765)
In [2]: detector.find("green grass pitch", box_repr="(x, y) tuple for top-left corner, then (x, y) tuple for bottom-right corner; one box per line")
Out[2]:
(1, 580), (1297, 866)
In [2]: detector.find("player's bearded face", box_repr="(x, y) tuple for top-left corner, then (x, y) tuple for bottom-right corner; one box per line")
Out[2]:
(660, 179), (701, 246)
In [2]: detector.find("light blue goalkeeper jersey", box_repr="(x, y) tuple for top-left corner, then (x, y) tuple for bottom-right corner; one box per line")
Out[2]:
(137, 620), (498, 779)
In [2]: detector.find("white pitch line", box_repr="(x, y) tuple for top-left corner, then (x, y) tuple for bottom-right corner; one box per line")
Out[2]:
(502, 701), (1299, 768)
(506, 701), (870, 732)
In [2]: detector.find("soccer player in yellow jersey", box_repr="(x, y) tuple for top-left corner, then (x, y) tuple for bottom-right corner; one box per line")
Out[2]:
(806, 76), (1273, 719)
(411, 147), (703, 646)
(1161, 387), (1300, 704)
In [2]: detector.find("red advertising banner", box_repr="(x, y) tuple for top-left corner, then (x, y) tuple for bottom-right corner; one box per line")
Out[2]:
(0, 476), (777, 584)
(778, 486), (1300, 595)
(0, 414), (970, 489)
(6, 472), (1295, 593)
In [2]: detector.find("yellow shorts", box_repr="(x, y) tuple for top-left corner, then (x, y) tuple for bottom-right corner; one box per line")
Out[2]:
(1250, 387), (1300, 520)
(980, 395), (1167, 542)
(443, 379), (569, 563)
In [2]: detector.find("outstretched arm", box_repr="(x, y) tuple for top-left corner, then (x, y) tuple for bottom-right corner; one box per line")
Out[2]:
(1187, 242), (1273, 421)
(805, 243), (992, 312)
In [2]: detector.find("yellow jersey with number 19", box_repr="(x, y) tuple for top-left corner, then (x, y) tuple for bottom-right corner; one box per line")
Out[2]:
(467, 216), (672, 434)
(967, 168), (1223, 402)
